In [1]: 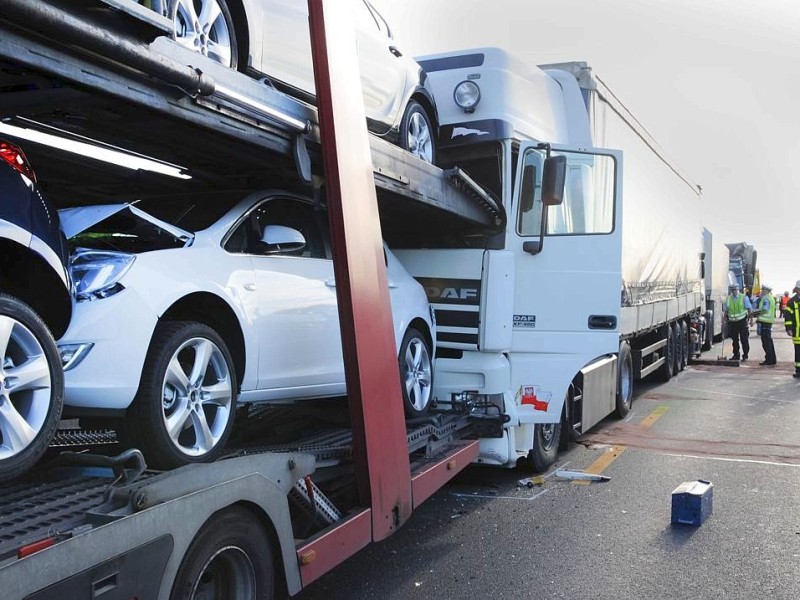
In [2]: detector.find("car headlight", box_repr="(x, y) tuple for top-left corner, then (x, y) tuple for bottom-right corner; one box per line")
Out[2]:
(70, 250), (134, 302)
(454, 80), (481, 112)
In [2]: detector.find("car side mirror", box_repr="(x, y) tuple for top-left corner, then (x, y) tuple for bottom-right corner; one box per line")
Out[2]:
(260, 225), (306, 254)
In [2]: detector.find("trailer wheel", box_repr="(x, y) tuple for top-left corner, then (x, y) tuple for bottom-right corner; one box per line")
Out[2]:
(0, 294), (63, 482)
(615, 342), (633, 418)
(701, 310), (713, 351)
(170, 506), (275, 600)
(679, 321), (689, 370)
(399, 327), (433, 416)
(524, 422), (561, 473)
(658, 324), (673, 382)
(125, 321), (237, 469)
(671, 322), (682, 376)
(399, 100), (436, 164)
(169, 0), (240, 70)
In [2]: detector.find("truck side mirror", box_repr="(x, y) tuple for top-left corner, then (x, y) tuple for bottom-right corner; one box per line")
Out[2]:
(520, 164), (537, 213)
(541, 155), (566, 206)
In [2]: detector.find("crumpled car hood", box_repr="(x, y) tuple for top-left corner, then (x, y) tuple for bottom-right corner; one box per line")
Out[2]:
(58, 203), (193, 243)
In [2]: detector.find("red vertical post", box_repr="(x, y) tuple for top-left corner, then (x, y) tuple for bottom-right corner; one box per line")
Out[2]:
(307, 0), (412, 539)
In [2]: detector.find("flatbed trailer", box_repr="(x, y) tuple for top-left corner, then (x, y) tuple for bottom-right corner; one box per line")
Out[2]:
(0, 1), (505, 597)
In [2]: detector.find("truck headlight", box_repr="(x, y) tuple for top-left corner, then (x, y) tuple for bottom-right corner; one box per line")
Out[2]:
(454, 80), (481, 112)
(70, 250), (134, 302)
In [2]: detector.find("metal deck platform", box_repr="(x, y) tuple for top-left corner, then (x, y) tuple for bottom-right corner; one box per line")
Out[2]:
(0, 0), (501, 231)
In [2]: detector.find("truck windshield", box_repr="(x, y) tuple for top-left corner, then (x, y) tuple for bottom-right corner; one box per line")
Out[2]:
(517, 148), (616, 237)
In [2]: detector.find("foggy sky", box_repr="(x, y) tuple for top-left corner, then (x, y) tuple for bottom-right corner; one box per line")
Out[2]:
(373, 0), (800, 293)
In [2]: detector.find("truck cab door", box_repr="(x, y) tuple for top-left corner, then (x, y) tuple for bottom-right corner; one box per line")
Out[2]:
(509, 143), (622, 416)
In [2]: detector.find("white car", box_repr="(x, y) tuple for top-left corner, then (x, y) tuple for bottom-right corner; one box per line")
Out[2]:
(168, 0), (438, 163)
(57, 190), (434, 469)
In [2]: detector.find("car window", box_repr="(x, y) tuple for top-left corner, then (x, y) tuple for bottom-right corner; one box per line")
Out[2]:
(135, 191), (246, 232)
(225, 197), (327, 259)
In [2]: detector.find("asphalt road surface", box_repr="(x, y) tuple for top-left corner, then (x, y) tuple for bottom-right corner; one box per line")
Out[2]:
(297, 327), (800, 600)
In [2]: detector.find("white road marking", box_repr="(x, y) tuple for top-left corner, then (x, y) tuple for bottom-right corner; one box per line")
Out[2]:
(660, 385), (797, 403)
(451, 489), (550, 502)
(665, 453), (800, 468)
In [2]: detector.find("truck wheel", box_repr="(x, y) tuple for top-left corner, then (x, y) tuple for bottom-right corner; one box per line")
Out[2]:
(0, 294), (63, 482)
(170, 506), (275, 600)
(671, 322), (681, 376)
(399, 327), (433, 416)
(679, 321), (689, 370)
(658, 324), (673, 382)
(701, 310), (713, 351)
(615, 342), (633, 418)
(399, 100), (436, 164)
(125, 321), (236, 470)
(524, 422), (561, 473)
(169, 0), (240, 70)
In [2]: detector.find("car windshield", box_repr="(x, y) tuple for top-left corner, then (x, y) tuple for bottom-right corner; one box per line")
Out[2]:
(132, 191), (247, 232)
(68, 191), (247, 254)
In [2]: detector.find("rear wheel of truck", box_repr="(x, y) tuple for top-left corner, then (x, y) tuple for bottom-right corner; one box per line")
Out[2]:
(124, 321), (237, 470)
(170, 506), (275, 600)
(658, 324), (674, 382)
(679, 321), (689, 370)
(0, 294), (63, 482)
(615, 341), (633, 418)
(671, 322), (682, 376)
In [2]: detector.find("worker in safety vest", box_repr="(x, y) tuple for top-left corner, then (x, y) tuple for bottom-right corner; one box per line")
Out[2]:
(755, 284), (776, 366)
(783, 281), (800, 378)
(723, 283), (752, 361)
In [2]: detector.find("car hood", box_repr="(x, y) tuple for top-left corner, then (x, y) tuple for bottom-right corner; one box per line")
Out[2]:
(58, 203), (193, 243)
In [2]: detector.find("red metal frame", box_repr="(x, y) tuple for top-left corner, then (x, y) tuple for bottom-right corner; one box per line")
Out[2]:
(307, 0), (412, 541)
(411, 441), (480, 507)
(296, 509), (372, 587)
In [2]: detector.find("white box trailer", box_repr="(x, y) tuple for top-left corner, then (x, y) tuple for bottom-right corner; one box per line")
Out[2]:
(392, 48), (710, 471)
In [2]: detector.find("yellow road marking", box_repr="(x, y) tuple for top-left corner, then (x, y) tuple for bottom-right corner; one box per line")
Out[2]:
(639, 405), (669, 430)
(573, 405), (668, 484)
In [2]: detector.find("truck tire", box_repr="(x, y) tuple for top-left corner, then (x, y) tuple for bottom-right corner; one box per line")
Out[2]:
(615, 341), (633, 418)
(399, 326), (433, 417)
(169, 0), (240, 70)
(679, 321), (689, 370)
(124, 321), (237, 470)
(524, 422), (561, 473)
(702, 310), (713, 351)
(399, 100), (436, 164)
(0, 293), (63, 482)
(671, 322), (681, 376)
(170, 506), (275, 600)
(658, 324), (673, 382)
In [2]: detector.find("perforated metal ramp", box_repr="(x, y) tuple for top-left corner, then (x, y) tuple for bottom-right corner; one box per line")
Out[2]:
(0, 475), (110, 562)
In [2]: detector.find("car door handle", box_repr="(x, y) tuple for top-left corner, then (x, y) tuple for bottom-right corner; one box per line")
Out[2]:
(588, 315), (617, 330)
(389, 46), (403, 57)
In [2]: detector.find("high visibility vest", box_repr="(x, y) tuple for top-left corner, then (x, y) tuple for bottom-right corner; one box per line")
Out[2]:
(757, 294), (775, 324)
(786, 297), (800, 343)
(726, 294), (747, 321)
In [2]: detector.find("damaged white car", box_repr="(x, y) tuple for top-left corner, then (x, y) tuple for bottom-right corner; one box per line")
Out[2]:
(57, 191), (435, 469)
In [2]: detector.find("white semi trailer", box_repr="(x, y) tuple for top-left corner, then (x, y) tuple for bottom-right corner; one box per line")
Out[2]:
(392, 49), (708, 470)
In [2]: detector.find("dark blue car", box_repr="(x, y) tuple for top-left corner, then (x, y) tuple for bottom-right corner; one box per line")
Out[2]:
(0, 140), (71, 481)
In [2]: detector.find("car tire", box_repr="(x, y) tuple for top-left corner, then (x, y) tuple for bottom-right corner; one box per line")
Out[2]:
(0, 293), (63, 482)
(169, 0), (240, 70)
(523, 422), (561, 473)
(169, 506), (275, 600)
(398, 326), (433, 417)
(399, 100), (436, 164)
(124, 321), (237, 470)
(615, 341), (633, 418)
